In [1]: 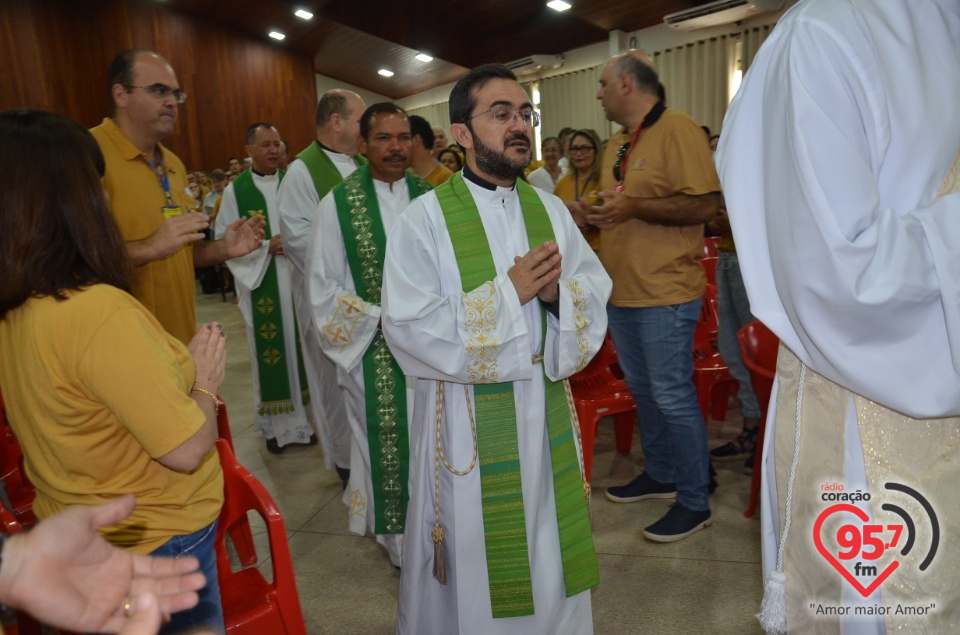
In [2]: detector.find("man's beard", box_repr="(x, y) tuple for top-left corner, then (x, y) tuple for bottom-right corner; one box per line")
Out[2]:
(470, 128), (531, 182)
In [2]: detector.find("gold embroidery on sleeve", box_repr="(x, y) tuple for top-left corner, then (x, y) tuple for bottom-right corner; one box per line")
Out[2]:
(322, 294), (368, 351)
(563, 279), (591, 372)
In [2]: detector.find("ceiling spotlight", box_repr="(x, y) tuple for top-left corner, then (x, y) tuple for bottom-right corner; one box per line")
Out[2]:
(268, 31), (286, 41)
(294, 9), (313, 20)
(378, 69), (395, 77)
(547, 0), (572, 11)
(415, 53), (433, 63)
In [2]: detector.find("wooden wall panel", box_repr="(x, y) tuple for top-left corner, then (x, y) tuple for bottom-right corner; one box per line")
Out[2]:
(0, 0), (317, 172)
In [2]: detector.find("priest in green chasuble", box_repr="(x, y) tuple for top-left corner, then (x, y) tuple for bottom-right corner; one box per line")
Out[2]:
(382, 65), (612, 634)
(307, 103), (432, 566)
(217, 122), (318, 453)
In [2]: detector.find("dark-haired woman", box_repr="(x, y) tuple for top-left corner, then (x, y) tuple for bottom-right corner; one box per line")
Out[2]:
(438, 147), (463, 173)
(0, 109), (226, 635)
(554, 129), (603, 251)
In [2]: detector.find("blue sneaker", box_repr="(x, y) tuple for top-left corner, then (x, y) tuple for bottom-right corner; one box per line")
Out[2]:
(605, 472), (677, 503)
(643, 504), (712, 543)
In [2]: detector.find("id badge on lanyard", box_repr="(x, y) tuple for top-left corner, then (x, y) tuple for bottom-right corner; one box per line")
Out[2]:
(147, 152), (185, 219)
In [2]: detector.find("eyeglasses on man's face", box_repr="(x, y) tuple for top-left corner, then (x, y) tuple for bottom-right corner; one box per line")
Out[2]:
(468, 105), (540, 128)
(127, 84), (187, 104)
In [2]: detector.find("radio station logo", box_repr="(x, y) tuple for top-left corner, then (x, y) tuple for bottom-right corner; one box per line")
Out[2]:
(813, 482), (939, 599)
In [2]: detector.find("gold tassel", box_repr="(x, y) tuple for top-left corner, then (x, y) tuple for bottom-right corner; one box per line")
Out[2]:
(432, 524), (447, 585)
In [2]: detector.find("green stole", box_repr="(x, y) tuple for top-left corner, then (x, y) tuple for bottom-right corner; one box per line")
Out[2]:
(296, 141), (367, 197)
(436, 172), (599, 618)
(332, 165), (433, 534)
(232, 170), (310, 414)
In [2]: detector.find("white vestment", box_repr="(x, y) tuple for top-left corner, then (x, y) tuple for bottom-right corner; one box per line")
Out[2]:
(382, 176), (612, 635)
(216, 173), (317, 447)
(277, 149), (359, 470)
(307, 176), (417, 566)
(718, 1), (960, 633)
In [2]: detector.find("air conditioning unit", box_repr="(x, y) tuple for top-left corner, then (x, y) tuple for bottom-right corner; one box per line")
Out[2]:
(663, 0), (783, 31)
(505, 54), (563, 76)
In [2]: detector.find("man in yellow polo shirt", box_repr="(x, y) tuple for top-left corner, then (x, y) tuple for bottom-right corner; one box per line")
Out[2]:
(91, 49), (265, 344)
(587, 50), (721, 543)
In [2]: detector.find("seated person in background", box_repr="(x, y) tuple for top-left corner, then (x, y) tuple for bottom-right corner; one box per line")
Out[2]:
(0, 109), (226, 635)
(555, 129), (604, 251)
(437, 147), (463, 173)
(526, 136), (566, 193)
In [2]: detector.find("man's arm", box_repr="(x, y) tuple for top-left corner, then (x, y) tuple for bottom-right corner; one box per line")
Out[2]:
(127, 213), (209, 266)
(586, 191), (719, 229)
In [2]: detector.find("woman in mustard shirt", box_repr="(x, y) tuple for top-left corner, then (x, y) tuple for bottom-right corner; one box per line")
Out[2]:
(0, 109), (226, 635)
(554, 129), (604, 251)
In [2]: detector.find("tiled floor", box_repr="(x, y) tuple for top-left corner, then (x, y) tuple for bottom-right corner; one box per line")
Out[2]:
(199, 285), (764, 635)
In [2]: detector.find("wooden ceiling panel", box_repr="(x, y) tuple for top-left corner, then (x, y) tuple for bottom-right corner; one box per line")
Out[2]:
(149, 0), (724, 99)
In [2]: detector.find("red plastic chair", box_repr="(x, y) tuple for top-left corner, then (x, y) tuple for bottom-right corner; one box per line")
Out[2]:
(703, 236), (720, 258)
(568, 334), (636, 482)
(216, 398), (256, 567)
(738, 321), (779, 518)
(693, 320), (737, 424)
(700, 284), (720, 343)
(0, 392), (37, 527)
(701, 256), (718, 286)
(215, 439), (307, 635)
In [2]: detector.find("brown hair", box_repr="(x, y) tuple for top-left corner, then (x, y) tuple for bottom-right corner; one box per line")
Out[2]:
(0, 109), (132, 319)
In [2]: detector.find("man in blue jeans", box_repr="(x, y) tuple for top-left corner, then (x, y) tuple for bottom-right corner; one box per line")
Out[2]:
(583, 50), (721, 542)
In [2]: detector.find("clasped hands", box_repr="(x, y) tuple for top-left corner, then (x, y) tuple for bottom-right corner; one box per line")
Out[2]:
(508, 241), (562, 305)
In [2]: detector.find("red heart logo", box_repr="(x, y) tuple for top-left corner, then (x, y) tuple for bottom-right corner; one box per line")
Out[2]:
(813, 503), (899, 597)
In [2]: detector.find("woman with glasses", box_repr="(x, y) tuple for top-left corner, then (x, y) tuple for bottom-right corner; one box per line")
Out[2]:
(0, 109), (226, 635)
(526, 136), (566, 193)
(554, 129), (604, 251)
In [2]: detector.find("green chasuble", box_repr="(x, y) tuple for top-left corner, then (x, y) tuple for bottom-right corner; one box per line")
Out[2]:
(435, 172), (599, 618)
(232, 170), (310, 413)
(331, 165), (432, 535)
(296, 141), (367, 197)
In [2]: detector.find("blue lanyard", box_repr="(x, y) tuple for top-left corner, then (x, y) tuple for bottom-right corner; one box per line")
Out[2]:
(146, 151), (175, 206)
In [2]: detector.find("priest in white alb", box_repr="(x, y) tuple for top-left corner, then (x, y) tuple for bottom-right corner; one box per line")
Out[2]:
(382, 65), (612, 635)
(306, 103), (432, 567)
(216, 122), (317, 453)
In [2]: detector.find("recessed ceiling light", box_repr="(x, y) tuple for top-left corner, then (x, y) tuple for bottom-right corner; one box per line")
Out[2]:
(378, 69), (395, 77)
(415, 53), (433, 63)
(268, 31), (286, 41)
(547, 0), (572, 11)
(294, 9), (313, 20)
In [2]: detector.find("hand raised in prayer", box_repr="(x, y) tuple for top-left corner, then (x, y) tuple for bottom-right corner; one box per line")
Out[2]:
(222, 214), (267, 259)
(0, 495), (205, 634)
(508, 241), (562, 305)
(145, 212), (209, 261)
(188, 322), (226, 394)
(267, 234), (284, 256)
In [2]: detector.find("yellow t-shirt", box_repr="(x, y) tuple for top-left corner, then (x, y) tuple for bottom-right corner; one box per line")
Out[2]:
(90, 118), (197, 344)
(0, 285), (223, 554)
(598, 109), (721, 306)
(554, 171), (601, 251)
(424, 163), (453, 187)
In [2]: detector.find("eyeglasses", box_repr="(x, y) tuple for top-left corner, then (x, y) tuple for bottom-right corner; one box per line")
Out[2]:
(468, 105), (540, 128)
(569, 145), (596, 154)
(613, 142), (630, 181)
(127, 84), (187, 104)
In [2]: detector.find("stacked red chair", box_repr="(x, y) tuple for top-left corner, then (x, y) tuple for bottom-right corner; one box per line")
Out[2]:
(737, 321), (779, 518)
(568, 333), (636, 482)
